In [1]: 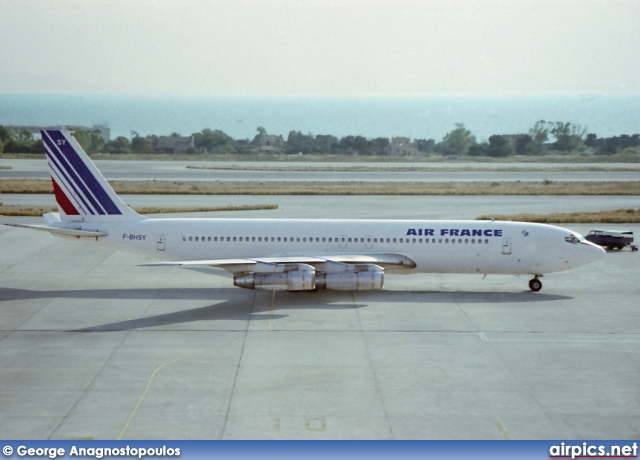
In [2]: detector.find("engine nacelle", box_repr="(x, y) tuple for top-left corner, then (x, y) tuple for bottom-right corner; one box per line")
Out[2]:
(234, 270), (316, 291)
(316, 270), (384, 290)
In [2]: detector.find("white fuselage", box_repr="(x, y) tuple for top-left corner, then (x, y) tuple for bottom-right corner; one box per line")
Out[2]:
(66, 217), (604, 276)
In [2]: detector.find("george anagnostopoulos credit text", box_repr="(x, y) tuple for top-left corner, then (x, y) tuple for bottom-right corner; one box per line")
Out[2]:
(10, 445), (180, 459)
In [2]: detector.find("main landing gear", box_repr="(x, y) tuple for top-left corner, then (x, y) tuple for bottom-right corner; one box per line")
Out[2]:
(528, 276), (543, 292)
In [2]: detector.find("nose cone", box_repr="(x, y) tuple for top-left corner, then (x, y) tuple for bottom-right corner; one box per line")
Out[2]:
(578, 241), (606, 266)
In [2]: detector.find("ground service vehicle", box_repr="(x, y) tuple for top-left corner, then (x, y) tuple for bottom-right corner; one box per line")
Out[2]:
(585, 230), (637, 251)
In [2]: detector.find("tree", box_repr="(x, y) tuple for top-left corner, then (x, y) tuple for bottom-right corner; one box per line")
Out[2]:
(486, 135), (515, 157)
(528, 120), (550, 154)
(252, 127), (268, 145)
(286, 131), (314, 154)
(370, 137), (390, 156)
(0, 125), (9, 143)
(515, 134), (534, 155)
(89, 132), (106, 153)
(442, 123), (475, 156)
(314, 134), (339, 154)
(72, 131), (91, 153)
(198, 129), (232, 152)
(131, 135), (154, 153)
(0, 139), (4, 155)
(550, 122), (586, 152)
(104, 136), (131, 154)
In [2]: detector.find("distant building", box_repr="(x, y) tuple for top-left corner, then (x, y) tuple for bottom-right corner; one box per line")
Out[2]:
(255, 134), (286, 154)
(92, 124), (110, 142)
(389, 137), (419, 156)
(155, 135), (195, 153)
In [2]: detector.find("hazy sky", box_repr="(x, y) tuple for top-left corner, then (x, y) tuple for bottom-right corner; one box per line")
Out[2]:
(1, 0), (638, 96)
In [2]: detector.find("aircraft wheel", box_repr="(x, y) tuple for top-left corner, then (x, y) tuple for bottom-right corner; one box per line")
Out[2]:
(528, 278), (542, 292)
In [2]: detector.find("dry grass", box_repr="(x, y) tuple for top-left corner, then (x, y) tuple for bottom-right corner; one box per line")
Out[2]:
(1, 179), (639, 196)
(477, 208), (640, 224)
(186, 164), (640, 173)
(0, 203), (277, 217)
(135, 204), (278, 214)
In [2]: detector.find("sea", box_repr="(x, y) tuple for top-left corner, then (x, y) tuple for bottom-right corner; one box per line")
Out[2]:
(0, 94), (638, 142)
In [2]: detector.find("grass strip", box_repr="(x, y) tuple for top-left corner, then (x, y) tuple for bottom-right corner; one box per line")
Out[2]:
(1, 179), (639, 195)
(0, 203), (278, 217)
(186, 164), (640, 173)
(477, 209), (640, 224)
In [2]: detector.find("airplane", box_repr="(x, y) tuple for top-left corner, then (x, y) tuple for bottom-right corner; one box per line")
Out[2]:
(5, 130), (605, 293)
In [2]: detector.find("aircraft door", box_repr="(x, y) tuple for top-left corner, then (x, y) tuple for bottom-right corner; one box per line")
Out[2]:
(502, 237), (512, 255)
(157, 234), (166, 251)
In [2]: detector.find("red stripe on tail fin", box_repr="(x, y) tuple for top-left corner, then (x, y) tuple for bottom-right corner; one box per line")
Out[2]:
(51, 178), (80, 215)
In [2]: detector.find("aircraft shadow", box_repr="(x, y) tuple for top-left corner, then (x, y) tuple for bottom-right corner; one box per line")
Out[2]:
(1, 286), (573, 332)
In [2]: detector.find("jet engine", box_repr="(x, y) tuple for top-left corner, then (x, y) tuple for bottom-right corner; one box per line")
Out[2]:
(234, 269), (316, 291)
(315, 270), (384, 290)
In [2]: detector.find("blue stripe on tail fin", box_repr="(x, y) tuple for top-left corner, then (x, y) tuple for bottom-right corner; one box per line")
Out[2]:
(41, 130), (144, 222)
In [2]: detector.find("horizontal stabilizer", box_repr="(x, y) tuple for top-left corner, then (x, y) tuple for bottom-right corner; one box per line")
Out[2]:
(4, 223), (107, 238)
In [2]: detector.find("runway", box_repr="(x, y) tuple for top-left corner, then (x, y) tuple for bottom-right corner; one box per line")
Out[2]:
(1, 159), (638, 182)
(2, 194), (640, 221)
(1, 196), (639, 439)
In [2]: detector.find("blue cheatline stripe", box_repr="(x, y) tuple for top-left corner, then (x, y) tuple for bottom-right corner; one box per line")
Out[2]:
(43, 133), (103, 215)
(42, 132), (110, 215)
(48, 131), (123, 216)
(42, 131), (110, 216)
(47, 154), (88, 214)
(44, 143), (96, 215)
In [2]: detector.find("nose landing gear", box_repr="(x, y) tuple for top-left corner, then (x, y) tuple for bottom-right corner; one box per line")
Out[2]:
(528, 276), (543, 292)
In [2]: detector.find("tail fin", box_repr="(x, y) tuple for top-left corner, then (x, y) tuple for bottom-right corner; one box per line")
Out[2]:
(42, 130), (143, 222)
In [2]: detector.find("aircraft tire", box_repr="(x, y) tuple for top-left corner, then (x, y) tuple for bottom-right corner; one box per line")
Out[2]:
(529, 278), (542, 292)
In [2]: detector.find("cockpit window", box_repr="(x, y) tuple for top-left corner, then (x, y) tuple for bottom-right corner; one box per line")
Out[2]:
(565, 235), (581, 244)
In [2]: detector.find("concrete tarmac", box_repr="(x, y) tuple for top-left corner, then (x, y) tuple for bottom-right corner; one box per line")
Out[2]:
(1, 200), (639, 439)
(2, 159), (638, 182)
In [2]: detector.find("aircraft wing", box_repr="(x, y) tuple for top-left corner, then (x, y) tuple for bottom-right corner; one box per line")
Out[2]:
(141, 253), (416, 274)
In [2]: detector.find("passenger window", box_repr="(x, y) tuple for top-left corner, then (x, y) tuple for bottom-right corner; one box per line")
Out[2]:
(182, 236), (186, 241)
(393, 238), (397, 243)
